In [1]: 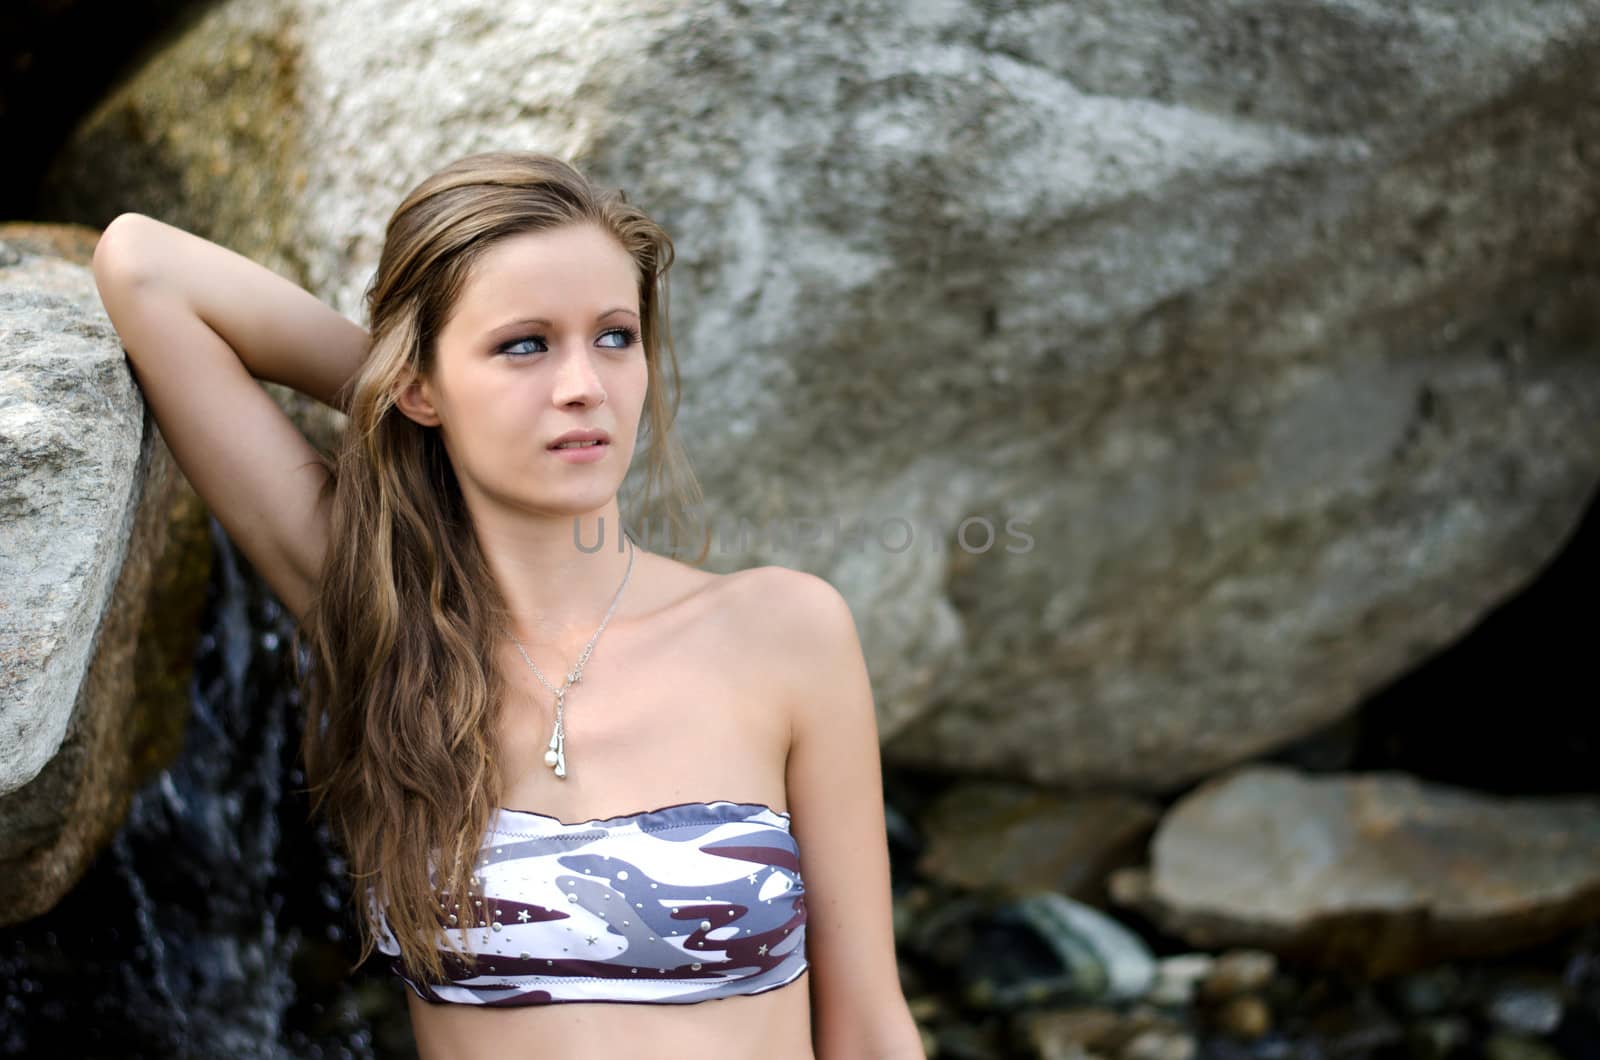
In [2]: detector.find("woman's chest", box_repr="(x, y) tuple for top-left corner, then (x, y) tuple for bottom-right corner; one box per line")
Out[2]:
(493, 582), (792, 819)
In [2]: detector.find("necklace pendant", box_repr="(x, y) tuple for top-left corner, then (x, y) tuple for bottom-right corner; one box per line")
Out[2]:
(509, 532), (635, 787)
(544, 723), (567, 779)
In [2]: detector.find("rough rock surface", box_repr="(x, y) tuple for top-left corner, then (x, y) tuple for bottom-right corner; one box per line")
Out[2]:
(916, 781), (1159, 903)
(0, 227), (211, 925)
(1109, 765), (1600, 976)
(40, 0), (1600, 789)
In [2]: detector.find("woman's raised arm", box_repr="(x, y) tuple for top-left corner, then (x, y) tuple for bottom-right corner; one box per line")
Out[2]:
(91, 213), (371, 620)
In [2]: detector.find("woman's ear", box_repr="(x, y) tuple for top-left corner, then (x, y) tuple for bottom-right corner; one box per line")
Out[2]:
(395, 372), (442, 427)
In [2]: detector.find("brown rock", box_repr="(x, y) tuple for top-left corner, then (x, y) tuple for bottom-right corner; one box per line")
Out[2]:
(1118, 1028), (1197, 1060)
(917, 781), (1159, 901)
(1212, 995), (1273, 1039)
(1017, 1006), (1126, 1056)
(1198, 950), (1278, 1002)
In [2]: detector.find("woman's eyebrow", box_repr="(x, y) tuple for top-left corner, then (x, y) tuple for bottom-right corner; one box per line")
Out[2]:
(485, 307), (639, 334)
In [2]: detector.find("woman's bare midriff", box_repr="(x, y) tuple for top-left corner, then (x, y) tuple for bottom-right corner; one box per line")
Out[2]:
(405, 969), (814, 1060)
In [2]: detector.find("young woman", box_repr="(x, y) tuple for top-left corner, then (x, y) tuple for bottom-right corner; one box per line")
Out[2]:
(92, 151), (923, 1059)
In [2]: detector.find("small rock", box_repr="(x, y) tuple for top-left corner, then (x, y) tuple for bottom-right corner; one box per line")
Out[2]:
(1199, 950), (1277, 1003)
(1107, 867), (1152, 908)
(1146, 953), (1214, 1007)
(1483, 977), (1566, 1037)
(1017, 1006), (1125, 1057)
(963, 892), (1155, 1010)
(1118, 1027), (1197, 1060)
(1212, 995), (1272, 1039)
(1118, 1004), (1186, 1039)
(1483, 1032), (1565, 1060)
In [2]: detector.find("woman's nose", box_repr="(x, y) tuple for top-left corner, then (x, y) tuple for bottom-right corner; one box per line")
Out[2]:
(551, 346), (606, 406)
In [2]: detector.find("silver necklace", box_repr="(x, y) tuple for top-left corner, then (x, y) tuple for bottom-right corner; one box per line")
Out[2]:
(508, 530), (636, 780)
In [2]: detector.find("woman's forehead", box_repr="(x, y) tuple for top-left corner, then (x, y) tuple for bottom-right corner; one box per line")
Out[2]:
(449, 227), (640, 337)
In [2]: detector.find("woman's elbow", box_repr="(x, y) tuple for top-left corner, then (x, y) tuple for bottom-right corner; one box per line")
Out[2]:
(92, 212), (157, 288)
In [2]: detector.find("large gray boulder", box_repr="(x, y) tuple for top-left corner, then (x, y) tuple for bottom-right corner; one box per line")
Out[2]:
(42, 0), (1600, 791)
(1109, 765), (1600, 975)
(0, 226), (210, 925)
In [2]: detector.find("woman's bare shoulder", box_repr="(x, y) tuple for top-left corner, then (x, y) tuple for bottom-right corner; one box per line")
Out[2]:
(638, 555), (850, 651)
(708, 565), (855, 669)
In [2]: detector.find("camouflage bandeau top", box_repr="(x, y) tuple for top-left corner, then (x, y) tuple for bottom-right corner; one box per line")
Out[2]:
(370, 800), (809, 1005)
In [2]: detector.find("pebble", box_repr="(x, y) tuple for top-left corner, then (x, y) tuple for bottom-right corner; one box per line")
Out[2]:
(1118, 1027), (1196, 1060)
(1146, 953), (1213, 1007)
(1213, 994), (1272, 1039)
(1119, 1004), (1184, 1038)
(1199, 950), (1277, 1003)
(1019, 1006), (1124, 1056)
(958, 892), (1155, 1009)
(1029, 1037), (1093, 1060)
(1484, 979), (1565, 1036)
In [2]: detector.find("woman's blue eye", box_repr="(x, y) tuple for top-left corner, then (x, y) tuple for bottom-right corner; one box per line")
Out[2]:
(500, 326), (640, 358)
(599, 325), (643, 349)
(502, 336), (547, 357)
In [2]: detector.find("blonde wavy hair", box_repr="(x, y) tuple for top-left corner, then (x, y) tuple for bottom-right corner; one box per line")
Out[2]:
(292, 150), (707, 984)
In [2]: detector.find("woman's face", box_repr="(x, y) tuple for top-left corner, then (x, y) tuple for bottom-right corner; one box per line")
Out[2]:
(400, 223), (648, 519)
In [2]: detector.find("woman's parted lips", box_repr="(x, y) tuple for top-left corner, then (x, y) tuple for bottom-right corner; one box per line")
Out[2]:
(547, 428), (611, 449)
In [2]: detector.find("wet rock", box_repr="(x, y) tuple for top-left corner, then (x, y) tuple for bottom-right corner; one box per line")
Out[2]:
(1482, 975), (1567, 1037)
(916, 781), (1159, 901)
(1199, 950), (1278, 1003)
(962, 892), (1155, 1010)
(1118, 1027), (1196, 1060)
(0, 228), (211, 925)
(1211, 995), (1272, 1040)
(1146, 953), (1213, 1008)
(1115, 765), (1600, 974)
